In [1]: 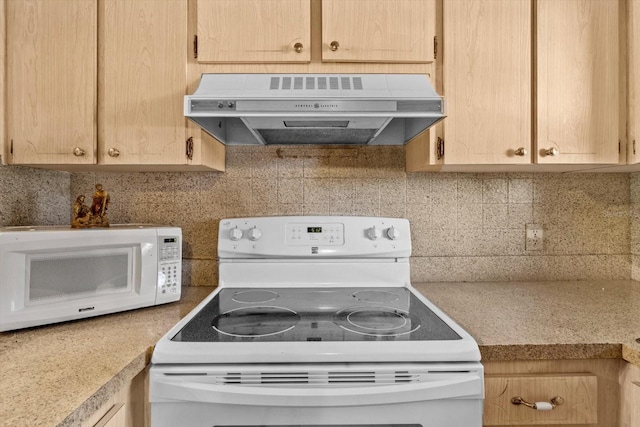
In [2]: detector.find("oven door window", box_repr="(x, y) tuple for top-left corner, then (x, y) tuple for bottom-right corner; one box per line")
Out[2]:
(26, 247), (133, 305)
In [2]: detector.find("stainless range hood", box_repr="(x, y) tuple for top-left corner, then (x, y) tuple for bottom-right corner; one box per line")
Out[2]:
(185, 74), (444, 145)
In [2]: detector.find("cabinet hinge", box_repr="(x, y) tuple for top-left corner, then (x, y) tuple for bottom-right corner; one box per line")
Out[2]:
(434, 36), (438, 60)
(193, 35), (198, 59)
(634, 139), (637, 155)
(436, 137), (445, 160)
(619, 140), (621, 153)
(186, 137), (194, 160)
(10, 139), (13, 157)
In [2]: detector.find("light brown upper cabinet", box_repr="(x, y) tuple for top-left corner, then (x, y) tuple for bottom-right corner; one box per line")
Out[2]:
(6, 0), (97, 165)
(196, 0), (312, 63)
(99, 0), (191, 167)
(536, 0), (620, 164)
(407, 0), (624, 171)
(629, 0), (640, 164)
(439, 0), (532, 165)
(196, 0), (435, 64)
(6, 0), (223, 171)
(100, 0), (222, 171)
(321, 0), (435, 63)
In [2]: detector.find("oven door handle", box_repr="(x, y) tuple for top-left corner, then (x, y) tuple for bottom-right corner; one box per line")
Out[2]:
(153, 374), (483, 406)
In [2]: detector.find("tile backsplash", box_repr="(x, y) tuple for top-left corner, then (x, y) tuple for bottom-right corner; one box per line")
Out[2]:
(2, 146), (639, 286)
(0, 164), (70, 226)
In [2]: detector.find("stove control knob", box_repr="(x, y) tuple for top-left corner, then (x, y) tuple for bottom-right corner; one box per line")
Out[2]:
(229, 227), (243, 241)
(366, 226), (382, 240)
(248, 226), (262, 241)
(386, 226), (401, 240)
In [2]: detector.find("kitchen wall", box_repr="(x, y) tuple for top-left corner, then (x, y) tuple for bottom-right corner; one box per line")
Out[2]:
(0, 164), (70, 226)
(66, 146), (634, 286)
(632, 173), (640, 281)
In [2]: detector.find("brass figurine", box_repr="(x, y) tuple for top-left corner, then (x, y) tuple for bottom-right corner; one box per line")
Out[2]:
(71, 184), (111, 228)
(71, 195), (91, 228)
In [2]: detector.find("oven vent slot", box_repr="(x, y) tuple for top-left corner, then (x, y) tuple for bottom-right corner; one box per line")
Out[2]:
(218, 370), (423, 386)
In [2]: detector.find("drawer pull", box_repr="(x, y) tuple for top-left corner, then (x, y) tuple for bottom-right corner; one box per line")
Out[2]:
(511, 396), (564, 411)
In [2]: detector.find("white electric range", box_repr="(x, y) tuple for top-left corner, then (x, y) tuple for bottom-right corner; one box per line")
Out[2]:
(150, 216), (484, 427)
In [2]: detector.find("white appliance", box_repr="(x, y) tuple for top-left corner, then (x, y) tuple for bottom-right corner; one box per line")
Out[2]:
(151, 216), (483, 427)
(185, 74), (445, 145)
(0, 225), (181, 331)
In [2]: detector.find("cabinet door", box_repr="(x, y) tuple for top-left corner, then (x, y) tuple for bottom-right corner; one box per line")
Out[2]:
(93, 404), (126, 427)
(442, 0), (531, 164)
(620, 363), (640, 427)
(630, 0), (640, 164)
(99, 0), (188, 165)
(7, 0), (97, 165)
(536, 0), (619, 164)
(322, 0), (435, 63)
(197, 0), (311, 63)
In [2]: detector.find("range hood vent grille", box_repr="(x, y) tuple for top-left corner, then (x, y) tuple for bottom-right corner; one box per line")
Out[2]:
(269, 76), (364, 91)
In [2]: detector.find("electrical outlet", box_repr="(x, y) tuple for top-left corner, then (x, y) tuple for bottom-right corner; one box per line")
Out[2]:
(525, 224), (543, 251)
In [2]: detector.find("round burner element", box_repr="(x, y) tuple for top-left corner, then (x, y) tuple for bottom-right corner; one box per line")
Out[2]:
(231, 290), (279, 304)
(212, 306), (300, 338)
(353, 290), (400, 304)
(335, 306), (421, 337)
(347, 309), (407, 331)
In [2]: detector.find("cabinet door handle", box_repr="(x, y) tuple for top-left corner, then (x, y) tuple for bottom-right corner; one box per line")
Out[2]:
(511, 396), (564, 411)
(73, 147), (85, 157)
(329, 41), (340, 51)
(293, 42), (304, 53)
(543, 147), (559, 157)
(107, 148), (120, 158)
(514, 147), (527, 156)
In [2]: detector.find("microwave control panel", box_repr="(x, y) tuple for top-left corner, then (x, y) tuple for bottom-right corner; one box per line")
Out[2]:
(158, 236), (181, 298)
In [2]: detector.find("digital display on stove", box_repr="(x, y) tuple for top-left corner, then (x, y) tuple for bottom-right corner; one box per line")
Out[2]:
(171, 287), (462, 343)
(307, 227), (322, 233)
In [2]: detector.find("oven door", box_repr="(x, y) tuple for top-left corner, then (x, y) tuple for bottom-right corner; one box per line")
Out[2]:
(150, 363), (484, 427)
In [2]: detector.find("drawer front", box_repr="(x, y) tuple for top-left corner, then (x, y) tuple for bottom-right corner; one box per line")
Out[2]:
(484, 373), (597, 425)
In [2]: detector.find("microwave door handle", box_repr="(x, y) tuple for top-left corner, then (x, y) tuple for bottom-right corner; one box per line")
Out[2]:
(153, 374), (483, 406)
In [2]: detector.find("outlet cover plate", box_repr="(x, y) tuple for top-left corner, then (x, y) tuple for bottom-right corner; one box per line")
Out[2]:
(525, 223), (543, 251)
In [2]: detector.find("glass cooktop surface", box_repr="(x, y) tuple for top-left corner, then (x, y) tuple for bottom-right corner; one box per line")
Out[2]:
(171, 287), (461, 342)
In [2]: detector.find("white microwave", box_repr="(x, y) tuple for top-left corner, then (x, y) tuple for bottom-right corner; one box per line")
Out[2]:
(0, 225), (181, 332)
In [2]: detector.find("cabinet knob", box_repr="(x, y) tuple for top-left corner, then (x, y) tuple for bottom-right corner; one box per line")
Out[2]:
(514, 147), (527, 157)
(543, 147), (559, 157)
(511, 396), (564, 411)
(72, 147), (85, 157)
(293, 42), (304, 53)
(107, 148), (120, 158)
(329, 41), (340, 51)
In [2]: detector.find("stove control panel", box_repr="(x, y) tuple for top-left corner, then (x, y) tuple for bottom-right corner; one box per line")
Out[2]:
(218, 216), (411, 258)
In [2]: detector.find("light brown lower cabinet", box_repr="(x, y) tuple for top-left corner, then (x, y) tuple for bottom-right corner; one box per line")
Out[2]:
(81, 367), (148, 427)
(620, 362), (640, 427)
(483, 359), (619, 427)
(93, 403), (126, 427)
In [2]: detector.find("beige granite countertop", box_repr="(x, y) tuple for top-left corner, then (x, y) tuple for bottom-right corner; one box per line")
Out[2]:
(413, 280), (640, 366)
(2, 280), (640, 426)
(0, 286), (213, 427)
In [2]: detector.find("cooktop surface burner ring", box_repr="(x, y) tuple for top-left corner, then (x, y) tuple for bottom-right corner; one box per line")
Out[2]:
(352, 289), (400, 304)
(212, 305), (300, 338)
(231, 290), (279, 304)
(346, 309), (408, 331)
(334, 306), (422, 337)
